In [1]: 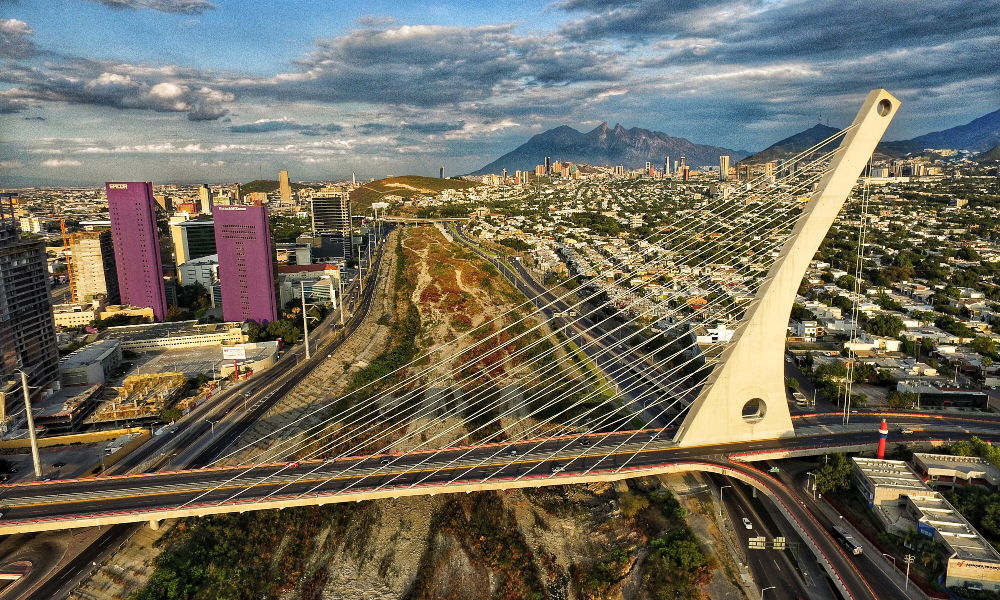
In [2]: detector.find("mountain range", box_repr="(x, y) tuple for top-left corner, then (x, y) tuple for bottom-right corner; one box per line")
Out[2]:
(475, 107), (1000, 174)
(740, 108), (1000, 164)
(471, 123), (749, 175)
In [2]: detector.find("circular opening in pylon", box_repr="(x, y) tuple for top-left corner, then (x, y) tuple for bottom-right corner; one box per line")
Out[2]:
(742, 398), (766, 424)
(877, 99), (892, 117)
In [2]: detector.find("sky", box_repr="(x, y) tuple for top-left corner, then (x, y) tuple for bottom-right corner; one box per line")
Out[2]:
(1, 0), (999, 185)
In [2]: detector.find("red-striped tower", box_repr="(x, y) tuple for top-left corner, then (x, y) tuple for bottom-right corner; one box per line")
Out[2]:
(877, 419), (888, 459)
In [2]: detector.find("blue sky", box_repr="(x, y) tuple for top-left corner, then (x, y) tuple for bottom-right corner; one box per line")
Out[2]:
(2, 0), (999, 184)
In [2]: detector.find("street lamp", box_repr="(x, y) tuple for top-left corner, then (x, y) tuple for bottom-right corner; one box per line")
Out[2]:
(204, 419), (218, 438)
(12, 370), (42, 478)
(806, 472), (816, 500)
(882, 553), (896, 568)
(719, 485), (732, 518)
(760, 586), (775, 599)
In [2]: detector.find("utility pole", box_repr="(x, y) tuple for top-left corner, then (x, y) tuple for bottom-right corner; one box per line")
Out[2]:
(20, 371), (41, 478)
(904, 554), (914, 590)
(300, 280), (311, 360)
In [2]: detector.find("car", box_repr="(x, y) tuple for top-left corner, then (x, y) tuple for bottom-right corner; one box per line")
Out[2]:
(170, 427), (178, 434)
(899, 428), (913, 435)
(51, 462), (66, 468)
(580, 438), (591, 446)
(742, 518), (753, 530)
(785, 356), (794, 363)
(508, 449), (518, 457)
(286, 461), (300, 468)
(550, 464), (564, 474)
(380, 458), (391, 466)
(648, 431), (658, 439)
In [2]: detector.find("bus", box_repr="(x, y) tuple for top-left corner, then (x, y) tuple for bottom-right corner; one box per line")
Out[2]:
(830, 525), (863, 555)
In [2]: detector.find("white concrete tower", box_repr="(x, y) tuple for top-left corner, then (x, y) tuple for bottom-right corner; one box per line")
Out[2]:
(674, 89), (899, 447)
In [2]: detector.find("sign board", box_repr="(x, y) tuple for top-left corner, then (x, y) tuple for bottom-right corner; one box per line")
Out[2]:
(773, 537), (786, 550)
(222, 346), (246, 360)
(748, 536), (767, 550)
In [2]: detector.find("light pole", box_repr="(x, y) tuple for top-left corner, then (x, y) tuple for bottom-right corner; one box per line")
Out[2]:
(882, 553), (896, 568)
(719, 485), (732, 517)
(204, 419), (218, 438)
(760, 586), (775, 599)
(806, 472), (816, 500)
(15, 370), (42, 478)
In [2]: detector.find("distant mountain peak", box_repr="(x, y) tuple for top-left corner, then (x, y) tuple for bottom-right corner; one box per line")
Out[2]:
(472, 123), (746, 175)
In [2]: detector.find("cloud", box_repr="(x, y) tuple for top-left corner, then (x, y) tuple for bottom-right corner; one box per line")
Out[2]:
(356, 15), (396, 28)
(241, 24), (625, 110)
(23, 115), (44, 120)
(0, 19), (35, 59)
(86, 0), (217, 14)
(401, 121), (465, 134)
(229, 119), (344, 134)
(0, 96), (29, 113)
(0, 60), (234, 120)
(42, 159), (82, 167)
(0, 160), (25, 170)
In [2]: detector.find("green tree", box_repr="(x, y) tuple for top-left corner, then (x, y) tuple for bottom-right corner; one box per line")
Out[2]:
(618, 492), (650, 519)
(785, 377), (800, 391)
(266, 319), (301, 345)
(814, 453), (853, 494)
(160, 408), (183, 423)
(865, 314), (905, 338)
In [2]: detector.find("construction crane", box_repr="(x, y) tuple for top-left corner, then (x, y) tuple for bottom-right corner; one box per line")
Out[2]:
(60, 219), (75, 303)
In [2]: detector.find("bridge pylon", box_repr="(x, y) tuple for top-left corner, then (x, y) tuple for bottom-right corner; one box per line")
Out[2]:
(674, 89), (899, 447)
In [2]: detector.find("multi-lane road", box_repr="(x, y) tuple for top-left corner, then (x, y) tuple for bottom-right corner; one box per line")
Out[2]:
(9, 227), (392, 599)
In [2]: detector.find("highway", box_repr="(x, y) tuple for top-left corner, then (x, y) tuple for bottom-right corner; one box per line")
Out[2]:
(0, 419), (995, 533)
(713, 473), (813, 600)
(10, 227), (393, 599)
(451, 225), (682, 426)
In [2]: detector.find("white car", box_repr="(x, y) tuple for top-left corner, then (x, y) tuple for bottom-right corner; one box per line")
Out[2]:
(742, 518), (753, 530)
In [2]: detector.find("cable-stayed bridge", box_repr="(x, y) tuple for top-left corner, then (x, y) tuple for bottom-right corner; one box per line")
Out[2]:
(6, 92), (976, 598)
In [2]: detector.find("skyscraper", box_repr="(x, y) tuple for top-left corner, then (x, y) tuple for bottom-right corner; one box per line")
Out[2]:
(170, 220), (217, 265)
(0, 193), (60, 404)
(719, 156), (730, 182)
(440, 166), (444, 179)
(311, 187), (352, 258)
(279, 170), (291, 204)
(68, 231), (119, 303)
(664, 156), (670, 176)
(198, 185), (213, 215)
(214, 205), (278, 324)
(545, 157), (550, 174)
(106, 182), (168, 321)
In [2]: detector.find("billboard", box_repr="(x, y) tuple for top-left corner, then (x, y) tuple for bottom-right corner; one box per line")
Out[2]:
(222, 346), (246, 360)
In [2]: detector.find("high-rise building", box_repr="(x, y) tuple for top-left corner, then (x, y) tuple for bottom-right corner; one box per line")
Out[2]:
(170, 220), (217, 266)
(311, 187), (352, 258)
(233, 183), (241, 202)
(214, 205), (277, 324)
(279, 170), (291, 204)
(679, 156), (686, 170)
(440, 166), (444, 179)
(664, 157), (670, 176)
(198, 184), (213, 214)
(0, 193), (60, 406)
(682, 166), (691, 181)
(68, 231), (119, 303)
(106, 182), (168, 321)
(545, 157), (550, 174)
(719, 156), (730, 182)
(153, 194), (173, 213)
(502, 168), (507, 182)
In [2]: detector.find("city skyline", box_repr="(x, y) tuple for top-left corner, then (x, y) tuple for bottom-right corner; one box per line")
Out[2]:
(2, 0), (1000, 185)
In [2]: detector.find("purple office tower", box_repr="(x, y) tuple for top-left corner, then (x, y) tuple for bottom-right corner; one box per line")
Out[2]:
(106, 182), (168, 321)
(214, 205), (278, 324)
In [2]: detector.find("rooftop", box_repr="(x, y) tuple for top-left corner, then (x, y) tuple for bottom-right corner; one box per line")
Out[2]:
(913, 452), (1000, 488)
(60, 339), (120, 369)
(100, 320), (243, 343)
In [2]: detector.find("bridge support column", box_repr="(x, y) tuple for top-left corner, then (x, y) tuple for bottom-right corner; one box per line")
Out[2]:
(149, 519), (160, 530)
(675, 89), (899, 447)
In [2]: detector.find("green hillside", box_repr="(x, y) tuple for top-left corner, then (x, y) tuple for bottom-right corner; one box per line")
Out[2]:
(350, 175), (479, 210)
(977, 144), (1000, 162)
(240, 179), (311, 194)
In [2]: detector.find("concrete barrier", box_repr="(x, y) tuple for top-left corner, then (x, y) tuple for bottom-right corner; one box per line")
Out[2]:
(0, 427), (147, 450)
